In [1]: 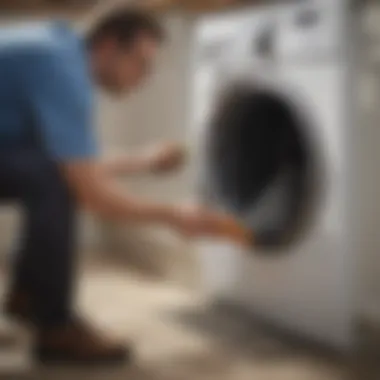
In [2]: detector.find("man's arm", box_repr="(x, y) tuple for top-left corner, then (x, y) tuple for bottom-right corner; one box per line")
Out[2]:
(61, 159), (252, 246)
(62, 160), (176, 224)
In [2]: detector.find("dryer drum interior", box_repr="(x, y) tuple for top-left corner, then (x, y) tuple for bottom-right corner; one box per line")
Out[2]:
(206, 84), (319, 251)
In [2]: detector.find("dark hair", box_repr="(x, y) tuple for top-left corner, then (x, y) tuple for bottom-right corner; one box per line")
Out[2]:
(87, 8), (165, 48)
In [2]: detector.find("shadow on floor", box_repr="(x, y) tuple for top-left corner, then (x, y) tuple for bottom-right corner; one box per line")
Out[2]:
(162, 302), (380, 379)
(161, 300), (347, 366)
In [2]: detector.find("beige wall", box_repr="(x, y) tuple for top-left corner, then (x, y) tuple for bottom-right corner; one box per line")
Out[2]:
(96, 15), (199, 286)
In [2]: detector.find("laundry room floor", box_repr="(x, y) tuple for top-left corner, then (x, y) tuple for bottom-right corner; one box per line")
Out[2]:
(0, 260), (352, 380)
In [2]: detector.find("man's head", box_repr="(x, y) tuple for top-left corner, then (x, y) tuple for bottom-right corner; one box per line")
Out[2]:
(87, 8), (165, 94)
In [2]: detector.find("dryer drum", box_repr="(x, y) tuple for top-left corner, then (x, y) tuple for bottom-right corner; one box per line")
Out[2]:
(206, 84), (317, 251)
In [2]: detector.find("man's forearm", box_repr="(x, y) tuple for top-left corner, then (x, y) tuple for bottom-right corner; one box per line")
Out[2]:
(62, 160), (174, 223)
(62, 160), (185, 232)
(86, 184), (175, 225)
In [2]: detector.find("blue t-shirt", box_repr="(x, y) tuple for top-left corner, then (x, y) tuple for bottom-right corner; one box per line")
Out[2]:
(0, 21), (98, 161)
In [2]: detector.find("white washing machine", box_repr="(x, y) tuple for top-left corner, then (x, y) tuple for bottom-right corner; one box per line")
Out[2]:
(190, 0), (364, 350)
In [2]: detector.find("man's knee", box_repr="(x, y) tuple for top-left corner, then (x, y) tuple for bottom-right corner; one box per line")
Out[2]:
(0, 149), (76, 225)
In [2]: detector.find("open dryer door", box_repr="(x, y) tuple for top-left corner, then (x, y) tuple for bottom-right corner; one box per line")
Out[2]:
(204, 82), (319, 251)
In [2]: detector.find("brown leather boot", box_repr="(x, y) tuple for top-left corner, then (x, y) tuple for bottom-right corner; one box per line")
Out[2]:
(34, 318), (132, 366)
(5, 293), (132, 366)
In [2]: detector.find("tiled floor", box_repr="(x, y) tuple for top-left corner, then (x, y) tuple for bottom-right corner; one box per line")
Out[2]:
(0, 263), (351, 379)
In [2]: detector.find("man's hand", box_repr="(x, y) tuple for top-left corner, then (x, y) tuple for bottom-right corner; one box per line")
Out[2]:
(144, 142), (186, 174)
(170, 204), (252, 246)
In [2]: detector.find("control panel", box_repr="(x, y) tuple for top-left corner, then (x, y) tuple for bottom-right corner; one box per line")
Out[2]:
(275, 0), (348, 61)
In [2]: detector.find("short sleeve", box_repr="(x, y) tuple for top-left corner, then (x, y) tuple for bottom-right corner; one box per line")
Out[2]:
(25, 42), (98, 161)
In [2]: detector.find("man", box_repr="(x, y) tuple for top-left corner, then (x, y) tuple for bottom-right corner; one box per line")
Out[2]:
(0, 8), (243, 366)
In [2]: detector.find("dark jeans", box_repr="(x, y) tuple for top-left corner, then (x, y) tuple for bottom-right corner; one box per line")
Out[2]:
(0, 147), (76, 327)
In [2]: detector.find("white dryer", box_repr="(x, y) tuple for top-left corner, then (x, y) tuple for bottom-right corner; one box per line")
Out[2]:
(190, 0), (362, 350)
